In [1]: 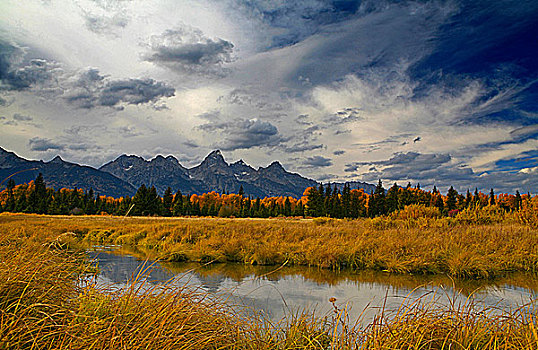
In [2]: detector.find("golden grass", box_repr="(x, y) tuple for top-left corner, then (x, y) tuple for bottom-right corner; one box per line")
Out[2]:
(2, 216), (538, 349)
(1, 209), (537, 278)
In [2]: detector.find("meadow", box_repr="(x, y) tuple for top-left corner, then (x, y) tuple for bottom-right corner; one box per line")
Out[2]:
(2, 202), (537, 278)
(1, 203), (538, 349)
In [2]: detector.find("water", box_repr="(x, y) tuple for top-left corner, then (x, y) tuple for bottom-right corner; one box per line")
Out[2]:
(87, 247), (538, 324)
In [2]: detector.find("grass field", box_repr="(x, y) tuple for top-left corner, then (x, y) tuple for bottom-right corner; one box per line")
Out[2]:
(2, 212), (538, 349)
(1, 205), (537, 278)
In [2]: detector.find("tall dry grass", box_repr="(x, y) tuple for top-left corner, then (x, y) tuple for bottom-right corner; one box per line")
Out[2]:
(2, 205), (537, 278)
(2, 214), (538, 349)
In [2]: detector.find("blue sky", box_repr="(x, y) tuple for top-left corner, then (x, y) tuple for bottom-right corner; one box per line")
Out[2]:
(0, 0), (537, 193)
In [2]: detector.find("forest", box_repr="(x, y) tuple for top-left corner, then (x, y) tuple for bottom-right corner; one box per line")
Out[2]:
(0, 173), (531, 218)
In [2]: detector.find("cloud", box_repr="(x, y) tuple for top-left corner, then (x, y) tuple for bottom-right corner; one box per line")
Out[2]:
(343, 150), (538, 193)
(284, 141), (324, 153)
(303, 155), (333, 168)
(333, 150), (345, 155)
(324, 107), (361, 124)
(295, 114), (312, 125)
(1, 56), (62, 91)
(510, 125), (538, 140)
(13, 113), (33, 121)
(226, 0), (360, 49)
(63, 68), (175, 109)
(145, 27), (234, 77)
(0, 39), (25, 87)
(29, 137), (65, 151)
(99, 78), (175, 107)
(200, 118), (284, 150)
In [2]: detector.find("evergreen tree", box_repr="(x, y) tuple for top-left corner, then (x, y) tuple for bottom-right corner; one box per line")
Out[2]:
(162, 187), (173, 216)
(172, 190), (183, 216)
(238, 185), (244, 197)
(5, 179), (15, 212)
(386, 183), (399, 213)
(369, 179), (386, 217)
(284, 197), (292, 216)
(473, 188), (480, 205)
(465, 189), (472, 208)
(446, 186), (458, 211)
(489, 188), (495, 206)
(146, 186), (162, 215)
(341, 183), (351, 217)
(515, 190), (522, 210)
(131, 184), (148, 215)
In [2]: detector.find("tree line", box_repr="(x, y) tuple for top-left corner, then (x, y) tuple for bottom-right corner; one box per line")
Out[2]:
(0, 173), (531, 218)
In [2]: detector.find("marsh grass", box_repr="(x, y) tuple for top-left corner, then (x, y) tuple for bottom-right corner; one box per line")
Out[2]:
(2, 209), (537, 278)
(2, 222), (538, 349)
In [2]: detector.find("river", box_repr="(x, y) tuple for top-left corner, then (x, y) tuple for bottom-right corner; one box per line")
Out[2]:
(87, 247), (538, 325)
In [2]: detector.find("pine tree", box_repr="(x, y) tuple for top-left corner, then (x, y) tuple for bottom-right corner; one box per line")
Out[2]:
(172, 190), (183, 216)
(386, 183), (399, 213)
(131, 184), (148, 216)
(284, 197), (291, 216)
(446, 186), (458, 211)
(341, 183), (351, 217)
(515, 190), (522, 210)
(238, 185), (244, 197)
(489, 188), (495, 206)
(5, 179), (15, 212)
(473, 188), (480, 205)
(162, 187), (173, 216)
(369, 179), (386, 217)
(465, 189), (472, 208)
(146, 186), (162, 215)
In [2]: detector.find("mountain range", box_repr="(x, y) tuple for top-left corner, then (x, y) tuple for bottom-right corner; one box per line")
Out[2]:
(0, 147), (376, 198)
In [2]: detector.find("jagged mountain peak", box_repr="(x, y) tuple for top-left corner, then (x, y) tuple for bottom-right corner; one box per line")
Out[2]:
(49, 155), (65, 164)
(116, 154), (145, 162)
(200, 150), (227, 167)
(264, 161), (285, 172)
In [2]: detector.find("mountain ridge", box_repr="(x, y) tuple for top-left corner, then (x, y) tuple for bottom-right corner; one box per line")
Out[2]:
(0, 146), (376, 198)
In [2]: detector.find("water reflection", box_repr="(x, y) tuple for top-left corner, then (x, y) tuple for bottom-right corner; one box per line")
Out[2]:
(87, 247), (538, 323)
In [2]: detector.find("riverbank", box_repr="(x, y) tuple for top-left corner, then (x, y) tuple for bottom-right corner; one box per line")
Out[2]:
(2, 208), (537, 278)
(1, 214), (538, 349)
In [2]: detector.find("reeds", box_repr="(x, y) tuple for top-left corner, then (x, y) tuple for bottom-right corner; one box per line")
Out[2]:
(1, 221), (538, 349)
(2, 208), (537, 278)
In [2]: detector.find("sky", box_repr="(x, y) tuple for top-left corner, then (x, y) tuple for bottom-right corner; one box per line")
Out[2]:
(0, 0), (537, 193)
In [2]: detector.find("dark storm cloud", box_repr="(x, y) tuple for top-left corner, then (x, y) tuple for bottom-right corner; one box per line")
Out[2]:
(0, 39), (24, 88)
(0, 41), (175, 109)
(99, 78), (175, 106)
(303, 155), (333, 168)
(29, 137), (65, 152)
(145, 28), (234, 76)
(64, 68), (175, 109)
(1, 55), (61, 91)
(200, 118), (284, 150)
